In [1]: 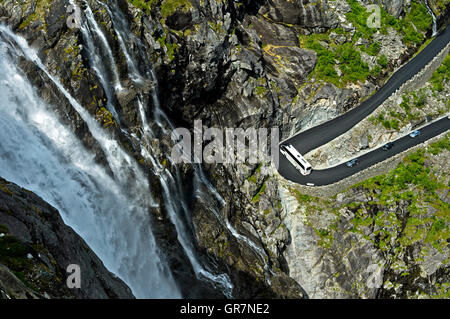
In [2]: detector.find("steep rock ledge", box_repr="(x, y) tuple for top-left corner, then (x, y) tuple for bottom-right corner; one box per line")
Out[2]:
(0, 177), (135, 299)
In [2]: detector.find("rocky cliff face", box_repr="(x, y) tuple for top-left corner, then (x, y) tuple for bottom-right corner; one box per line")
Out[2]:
(0, 177), (134, 299)
(281, 137), (449, 298)
(0, 0), (446, 298)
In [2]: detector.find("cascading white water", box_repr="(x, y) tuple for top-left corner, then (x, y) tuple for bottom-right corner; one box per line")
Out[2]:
(194, 167), (267, 261)
(95, 0), (144, 82)
(0, 0), (266, 298)
(82, 2), (123, 91)
(425, 0), (438, 36)
(0, 27), (181, 299)
(96, 1), (234, 296)
(73, 0), (123, 124)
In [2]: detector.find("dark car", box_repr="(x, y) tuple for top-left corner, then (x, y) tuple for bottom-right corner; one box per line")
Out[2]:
(346, 158), (359, 168)
(382, 142), (394, 151)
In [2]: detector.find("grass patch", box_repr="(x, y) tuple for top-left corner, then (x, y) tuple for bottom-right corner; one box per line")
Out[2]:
(252, 181), (267, 203)
(96, 107), (116, 127)
(428, 134), (450, 155)
(128, 0), (157, 14)
(380, 0), (432, 45)
(300, 33), (370, 87)
(161, 0), (192, 18)
(157, 33), (179, 61)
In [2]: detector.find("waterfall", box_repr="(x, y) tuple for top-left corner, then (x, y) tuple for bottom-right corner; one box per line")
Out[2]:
(95, 0), (144, 82)
(425, 0), (438, 36)
(1, 0), (236, 297)
(82, 1), (123, 91)
(0, 0), (267, 298)
(94, 0), (234, 296)
(0, 27), (181, 298)
(71, 0), (123, 125)
(194, 167), (267, 261)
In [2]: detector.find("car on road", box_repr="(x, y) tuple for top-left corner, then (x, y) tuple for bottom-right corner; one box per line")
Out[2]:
(409, 130), (420, 138)
(346, 158), (359, 168)
(382, 142), (394, 151)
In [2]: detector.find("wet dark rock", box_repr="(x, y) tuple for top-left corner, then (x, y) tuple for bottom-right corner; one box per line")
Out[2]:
(165, 10), (193, 31)
(381, 0), (405, 17)
(265, 0), (339, 31)
(0, 177), (135, 299)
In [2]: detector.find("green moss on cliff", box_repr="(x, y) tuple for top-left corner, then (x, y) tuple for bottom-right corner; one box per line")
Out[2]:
(368, 52), (449, 132)
(430, 54), (450, 93)
(0, 235), (40, 291)
(379, 0), (432, 45)
(0, 183), (14, 197)
(128, 0), (158, 14)
(299, 32), (370, 87)
(96, 107), (117, 127)
(429, 0), (450, 16)
(157, 34), (179, 61)
(19, 0), (52, 31)
(304, 0), (433, 87)
(161, 0), (192, 18)
(252, 181), (267, 203)
(346, 0), (432, 45)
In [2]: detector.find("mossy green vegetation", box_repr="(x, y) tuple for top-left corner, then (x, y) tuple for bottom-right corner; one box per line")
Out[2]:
(377, 54), (388, 68)
(345, 0), (377, 39)
(0, 232), (67, 294)
(252, 181), (267, 203)
(18, 0), (52, 31)
(430, 54), (450, 93)
(157, 33), (179, 61)
(299, 32), (372, 87)
(127, 0), (193, 20)
(363, 42), (381, 56)
(298, 0), (425, 88)
(96, 107), (116, 127)
(369, 52), (449, 131)
(379, 0), (432, 45)
(346, 0), (432, 45)
(254, 77), (268, 97)
(336, 43), (370, 83)
(161, 0), (192, 18)
(429, 0), (450, 15)
(0, 234), (40, 291)
(368, 111), (401, 129)
(0, 183), (14, 197)
(71, 61), (87, 82)
(428, 135), (450, 155)
(289, 187), (338, 249)
(352, 144), (449, 254)
(247, 163), (263, 183)
(128, 0), (158, 14)
(302, 0), (432, 86)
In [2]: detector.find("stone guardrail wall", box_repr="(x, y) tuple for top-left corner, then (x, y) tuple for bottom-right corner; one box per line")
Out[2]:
(381, 39), (450, 104)
(402, 41), (450, 92)
(277, 39), (450, 198)
(362, 39), (450, 122)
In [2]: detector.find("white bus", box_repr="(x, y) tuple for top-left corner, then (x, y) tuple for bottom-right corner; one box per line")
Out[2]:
(280, 144), (312, 175)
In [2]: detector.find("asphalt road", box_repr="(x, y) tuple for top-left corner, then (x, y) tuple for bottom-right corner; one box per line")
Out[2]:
(278, 117), (450, 185)
(278, 24), (450, 186)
